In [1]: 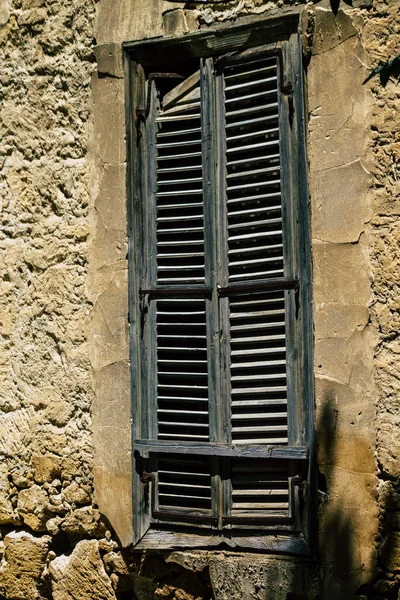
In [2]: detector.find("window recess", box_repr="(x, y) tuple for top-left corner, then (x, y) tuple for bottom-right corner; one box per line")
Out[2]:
(127, 20), (313, 553)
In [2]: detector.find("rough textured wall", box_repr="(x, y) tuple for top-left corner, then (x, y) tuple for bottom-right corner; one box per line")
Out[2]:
(361, 1), (400, 598)
(0, 0), (111, 597)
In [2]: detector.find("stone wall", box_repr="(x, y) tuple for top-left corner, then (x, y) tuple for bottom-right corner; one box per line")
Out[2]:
(0, 0), (399, 598)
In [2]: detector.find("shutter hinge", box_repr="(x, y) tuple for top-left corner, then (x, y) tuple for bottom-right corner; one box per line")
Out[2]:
(140, 471), (154, 485)
(282, 82), (294, 127)
(295, 285), (300, 319)
(140, 294), (148, 336)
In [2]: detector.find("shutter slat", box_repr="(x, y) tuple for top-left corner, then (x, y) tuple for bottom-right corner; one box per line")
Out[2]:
(228, 217), (282, 230)
(232, 412), (287, 420)
(231, 334), (286, 344)
(158, 396), (209, 403)
(158, 102), (201, 116)
(232, 488), (288, 496)
(156, 114), (201, 122)
(157, 126), (202, 138)
(228, 243), (282, 256)
(227, 166), (279, 179)
(225, 75), (277, 91)
(229, 256), (283, 268)
(225, 102), (278, 118)
(231, 386), (287, 394)
(157, 204), (204, 211)
(158, 409), (209, 415)
(225, 89), (277, 104)
(231, 399), (287, 407)
(228, 230), (282, 242)
(226, 140), (279, 154)
(156, 140), (202, 149)
(231, 373), (286, 381)
(159, 482), (211, 490)
(224, 64), (276, 81)
(157, 164), (202, 173)
(232, 425), (287, 433)
(156, 151), (202, 160)
(156, 190), (203, 197)
(231, 360), (286, 368)
(157, 177), (203, 185)
(158, 433), (209, 440)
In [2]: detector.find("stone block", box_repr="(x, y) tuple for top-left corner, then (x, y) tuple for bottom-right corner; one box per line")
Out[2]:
(0, 0), (9, 26)
(61, 506), (107, 538)
(95, 43), (124, 79)
(88, 271), (129, 371)
(312, 160), (371, 244)
(96, 0), (163, 46)
(17, 485), (49, 531)
(380, 532), (400, 572)
(49, 540), (116, 600)
(0, 464), (20, 525)
(93, 163), (127, 232)
(313, 241), (371, 309)
(91, 75), (126, 167)
(0, 531), (50, 599)
(92, 360), (132, 546)
(32, 453), (62, 484)
(308, 10), (373, 173)
(209, 555), (318, 600)
(17, 7), (46, 26)
(311, 7), (358, 57)
(163, 9), (189, 37)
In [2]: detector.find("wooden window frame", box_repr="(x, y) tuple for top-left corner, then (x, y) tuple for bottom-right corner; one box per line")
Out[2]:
(124, 12), (314, 554)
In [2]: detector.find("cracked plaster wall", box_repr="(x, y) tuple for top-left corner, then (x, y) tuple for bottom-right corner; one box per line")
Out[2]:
(0, 0), (399, 598)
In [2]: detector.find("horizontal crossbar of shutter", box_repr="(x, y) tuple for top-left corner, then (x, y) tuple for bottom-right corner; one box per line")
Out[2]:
(152, 510), (218, 525)
(217, 278), (298, 296)
(134, 440), (308, 460)
(140, 287), (212, 298)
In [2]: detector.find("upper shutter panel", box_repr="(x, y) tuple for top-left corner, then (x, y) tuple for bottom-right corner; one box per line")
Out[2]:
(223, 55), (283, 283)
(155, 72), (205, 286)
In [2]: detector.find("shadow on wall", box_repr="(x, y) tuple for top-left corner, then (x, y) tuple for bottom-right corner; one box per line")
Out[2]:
(317, 393), (399, 600)
(317, 392), (359, 599)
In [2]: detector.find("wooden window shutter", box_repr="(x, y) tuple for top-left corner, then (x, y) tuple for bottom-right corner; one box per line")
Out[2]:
(215, 49), (300, 527)
(131, 30), (311, 550)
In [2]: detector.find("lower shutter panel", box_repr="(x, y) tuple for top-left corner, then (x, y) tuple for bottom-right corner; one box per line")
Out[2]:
(229, 290), (288, 445)
(155, 454), (213, 521)
(229, 459), (291, 522)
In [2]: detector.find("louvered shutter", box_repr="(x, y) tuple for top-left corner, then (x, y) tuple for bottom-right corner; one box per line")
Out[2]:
(217, 50), (297, 527)
(135, 66), (220, 529)
(132, 39), (309, 546)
